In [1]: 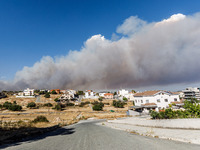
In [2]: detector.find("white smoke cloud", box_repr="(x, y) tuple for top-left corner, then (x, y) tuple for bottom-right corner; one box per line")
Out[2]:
(116, 16), (147, 36)
(1, 13), (200, 91)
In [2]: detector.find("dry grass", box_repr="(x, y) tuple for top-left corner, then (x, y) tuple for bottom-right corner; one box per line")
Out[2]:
(0, 95), (133, 128)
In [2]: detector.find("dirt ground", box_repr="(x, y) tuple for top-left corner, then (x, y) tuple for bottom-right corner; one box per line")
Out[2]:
(0, 95), (133, 128)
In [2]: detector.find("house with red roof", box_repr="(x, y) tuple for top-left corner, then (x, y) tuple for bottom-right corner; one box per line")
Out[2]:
(104, 93), (114, 99)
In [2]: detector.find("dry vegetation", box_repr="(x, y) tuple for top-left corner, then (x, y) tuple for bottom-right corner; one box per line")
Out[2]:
(0, 95), (131, 133)
(0, 94), (132, 144)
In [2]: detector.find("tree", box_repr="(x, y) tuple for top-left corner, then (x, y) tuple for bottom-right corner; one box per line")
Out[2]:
(8, 104), (22, 111)
(77, 91), (84, 95)
(27, 102), (36, 108)
(114, 92), (117, 95)
(98, 97), (103, 101)
(132, 90), (136, 93)
(123, 97), (128, 101)
(51, 90), (57, 94)
(93, 104), (103, 111)
(113, 100), (125, 108)
(53, 104), (62, 111)
(44, 93), (50, 98)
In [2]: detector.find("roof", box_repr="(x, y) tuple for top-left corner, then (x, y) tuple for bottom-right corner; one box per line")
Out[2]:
(171, 92), (181, 95)
(50, 89), (60, 91)
(104, 93), (113, 96)
(142, 103), (157, 108)
(142, 103), (157, 106)
(134, 91), (160, 97)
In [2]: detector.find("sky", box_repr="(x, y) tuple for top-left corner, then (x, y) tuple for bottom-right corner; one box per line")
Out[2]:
(1, 0), (200, 91)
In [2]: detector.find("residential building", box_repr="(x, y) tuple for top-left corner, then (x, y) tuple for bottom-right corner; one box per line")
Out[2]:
(104, 93), (114, 99)
(118, 89), (129, 98)
(99, 92), (107, 97)
(133, 90), (180, 112)
(182, 87), (200, 100)
(17, 88), (35, 98)
(84, 90), (99, 99)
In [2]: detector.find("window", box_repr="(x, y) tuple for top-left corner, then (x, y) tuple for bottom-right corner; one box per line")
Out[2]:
(174, 98), (177, 101)
(157, 99), (160, 102)
(135, 100), (137, 103)
(165, 99), (168, 102)
(141, 100), (143, 103)
(146, 100), (149, 103)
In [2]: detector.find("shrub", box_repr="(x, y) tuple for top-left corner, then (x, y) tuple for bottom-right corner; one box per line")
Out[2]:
(0, 104), (3, 109)
(32, 116), (49, 123)
(8, 104), (22, 111)
(66, 103), (75, 106)
(27, 102), (36, 108)
(113, 100), (125, 108)
(93, 104), (103, 111)
(53, 104), (62, 111)
(3, 101), (12, 109)
(2, 101), (22, 111)
(44, 93), (50, 98)
(150, 110), (159, 119)
(54, 98), (59, 102)
(43, 103), (53, 107)
(123, 97), (128, 101)
(79, 102), (89, 107)
(51, 90), (57, 94)
(98, 97), (103, 101)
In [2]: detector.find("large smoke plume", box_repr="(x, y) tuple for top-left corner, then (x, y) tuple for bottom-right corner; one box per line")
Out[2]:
(1, 13), (200, 90)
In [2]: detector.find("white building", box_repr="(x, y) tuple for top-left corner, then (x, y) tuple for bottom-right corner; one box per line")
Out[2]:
(84, 90), (99, 99)
(99, 92), (106, 97)
(182, 87), (200, 100)
(133, 90), (180, 112)
(23, 88), (34, 96)
(17, 88), (35, 98)
(118, 89), (129, 99)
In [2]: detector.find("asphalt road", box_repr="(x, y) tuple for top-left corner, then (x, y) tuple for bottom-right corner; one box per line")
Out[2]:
(1, 120), (200, 150)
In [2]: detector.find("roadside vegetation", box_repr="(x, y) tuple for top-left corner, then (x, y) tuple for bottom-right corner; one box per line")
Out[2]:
(150, 98), (200, 119)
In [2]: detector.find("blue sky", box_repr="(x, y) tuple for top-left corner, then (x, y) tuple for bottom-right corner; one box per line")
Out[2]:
(0, 0), (200, 80)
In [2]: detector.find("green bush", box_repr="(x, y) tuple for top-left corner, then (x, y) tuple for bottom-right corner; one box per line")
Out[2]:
(27, 102), (36, 108)
(8, 104), (22, 111)
(98, 97), (103, 101)
(79, 102), (89, 107)
(150, 99), (200, 119)
(0, 104), (3, 109)
(3, 101), (12, 109)
(51, 90), (57, 94)
(93, 104), (103, 111)
(53, 104), (62, 111)
(123, 97), (128, 101)
(43, 103), (53, 107)
(2, 101), (22, 111)
(44, 93), (50, 98)
(32, 116), (49, 123)
(66, 103), (75, 106)
(112, 100), (125, 108)
(54, 98), (59, 102)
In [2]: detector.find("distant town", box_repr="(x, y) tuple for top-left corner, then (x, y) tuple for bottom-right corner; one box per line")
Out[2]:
(1, 87), (199, 114)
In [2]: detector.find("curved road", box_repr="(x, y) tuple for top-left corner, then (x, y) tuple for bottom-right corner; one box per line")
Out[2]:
(1, 120), (200, 150)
